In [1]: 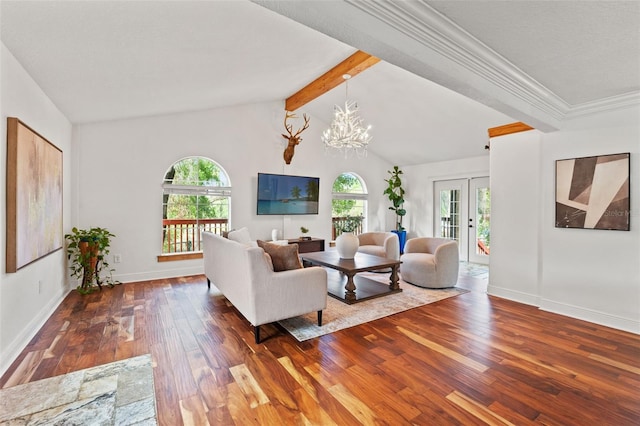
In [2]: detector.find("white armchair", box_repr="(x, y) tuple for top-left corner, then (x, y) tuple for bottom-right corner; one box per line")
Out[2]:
(357, 232), (400, 260)
(400, 237), (459, 288)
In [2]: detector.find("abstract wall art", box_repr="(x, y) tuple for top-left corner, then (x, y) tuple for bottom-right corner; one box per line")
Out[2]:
(6, 117), (63, 272)
(555, 152), (630, 231)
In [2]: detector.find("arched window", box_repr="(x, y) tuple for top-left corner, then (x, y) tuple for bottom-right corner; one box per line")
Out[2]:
(161, 157), (231, 253)
(331, 172), (367, 239)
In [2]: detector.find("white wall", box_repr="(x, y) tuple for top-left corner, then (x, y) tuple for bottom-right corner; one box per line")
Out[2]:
(540, 111), (640, 332)
(489, 106), (640, 333)
(489, 131), (543, 306)
(403, 155), (490, 239)
(0, 43), (73, 375)
(73, 103), (393, 283)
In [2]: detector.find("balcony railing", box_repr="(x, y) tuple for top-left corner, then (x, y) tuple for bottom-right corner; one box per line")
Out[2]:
(331, 216), (363, 240)
(440, 217), (459, 239)
(162, 218), (229, 253)
(164, 217), (362, 252)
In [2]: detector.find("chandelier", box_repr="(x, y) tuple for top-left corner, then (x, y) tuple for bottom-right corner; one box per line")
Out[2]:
(321, 74), (372, 158)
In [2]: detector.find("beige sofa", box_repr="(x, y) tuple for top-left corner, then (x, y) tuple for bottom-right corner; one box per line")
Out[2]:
(357, 231), (400, 260)
(400, 237), (459, 288)
(202, 231), (327, 343)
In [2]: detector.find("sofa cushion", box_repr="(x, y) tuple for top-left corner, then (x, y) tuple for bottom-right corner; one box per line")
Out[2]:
(358, 245), (387, 258)
(257, 240), (303, 272)
(228, 227), (252, 245)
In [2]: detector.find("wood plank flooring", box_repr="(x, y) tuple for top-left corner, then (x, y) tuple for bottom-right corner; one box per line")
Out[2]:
(2, 270), (639, 425)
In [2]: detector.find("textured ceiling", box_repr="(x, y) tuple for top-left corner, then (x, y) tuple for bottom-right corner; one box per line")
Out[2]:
(1, 0), (638, 165)
(0, 1), (354, 123)
(425, 0), (640, 105)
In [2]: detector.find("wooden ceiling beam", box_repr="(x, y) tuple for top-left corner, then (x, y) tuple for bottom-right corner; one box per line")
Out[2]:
(487, 122), (534, 138)
(285, 50), (380, 112)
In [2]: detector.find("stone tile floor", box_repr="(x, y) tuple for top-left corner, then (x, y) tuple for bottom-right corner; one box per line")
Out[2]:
(0, 354), (156, 425)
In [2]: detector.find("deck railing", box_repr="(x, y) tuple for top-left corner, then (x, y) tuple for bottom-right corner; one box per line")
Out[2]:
(164, 217), (364, 251)
(162, 218), (229, 253)
(331, 216), (363, 240)
(440, 217), (459, 239)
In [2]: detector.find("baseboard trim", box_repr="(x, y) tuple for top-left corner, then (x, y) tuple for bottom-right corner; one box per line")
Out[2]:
(540, 299), (640, 335)
(487, 285), (640, 335)
(486, 285), (540, 307)
(0, 287), (71, 378)
(113, 266), (204, 284)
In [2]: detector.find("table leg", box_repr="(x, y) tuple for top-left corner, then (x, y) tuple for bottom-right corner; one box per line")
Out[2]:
(389, 265), (400, 291)
(344, 272), (357, 303)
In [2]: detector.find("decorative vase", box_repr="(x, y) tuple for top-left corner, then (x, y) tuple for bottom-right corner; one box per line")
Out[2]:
(271, 228), (278, 241)
(336, 232), (359, 259)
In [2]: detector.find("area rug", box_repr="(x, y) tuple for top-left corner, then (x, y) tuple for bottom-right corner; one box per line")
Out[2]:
(0, 354), (157, 425)
(278, 272), (467, 341)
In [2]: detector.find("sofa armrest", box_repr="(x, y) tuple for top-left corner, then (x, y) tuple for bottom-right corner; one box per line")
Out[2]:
(434, 241), (459, 284)
(434, 240), (459, 263)
(383, 233), (400, 260)
(247, 249), (328, 326)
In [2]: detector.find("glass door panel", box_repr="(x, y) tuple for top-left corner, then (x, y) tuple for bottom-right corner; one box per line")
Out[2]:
(434, 179), (468, 261)
(469, 177), (490, 264)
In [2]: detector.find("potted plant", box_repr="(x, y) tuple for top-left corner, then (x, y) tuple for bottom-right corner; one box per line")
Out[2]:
(65, 227), (118, 294)
(300, 226), (311, 240)
(335, 215), (363, 259)
(383, 166), (407, 253)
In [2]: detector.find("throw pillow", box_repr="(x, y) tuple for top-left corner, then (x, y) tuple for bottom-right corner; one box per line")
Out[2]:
(257, 240), (303, 272)
(228, 227), (252, 245)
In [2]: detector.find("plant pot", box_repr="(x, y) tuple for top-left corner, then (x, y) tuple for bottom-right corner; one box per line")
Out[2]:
(79, 240), (99, 290)
(336, 232), (359, 259)
(392, 230), (407, 254)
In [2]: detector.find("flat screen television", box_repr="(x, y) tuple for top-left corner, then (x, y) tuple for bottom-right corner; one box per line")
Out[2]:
(257, 173), (320, 215)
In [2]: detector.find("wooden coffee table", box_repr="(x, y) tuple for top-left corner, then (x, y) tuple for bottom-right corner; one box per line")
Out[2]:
(300, 251), (402, 304)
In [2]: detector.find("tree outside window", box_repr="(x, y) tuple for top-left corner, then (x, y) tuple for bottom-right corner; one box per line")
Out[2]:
(332, 173), (367, 239)
(162, 157), (230, 253)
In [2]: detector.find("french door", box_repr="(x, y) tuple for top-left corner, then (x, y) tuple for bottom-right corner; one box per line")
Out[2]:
(434, 177), (490, 264)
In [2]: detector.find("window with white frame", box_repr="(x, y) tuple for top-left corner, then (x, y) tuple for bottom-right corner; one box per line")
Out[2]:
(331, 172), (367, 239)
(161, 157), (231, 253)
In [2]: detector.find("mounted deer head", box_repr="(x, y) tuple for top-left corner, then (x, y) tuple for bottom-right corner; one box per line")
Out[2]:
(281, 112), (310, 165)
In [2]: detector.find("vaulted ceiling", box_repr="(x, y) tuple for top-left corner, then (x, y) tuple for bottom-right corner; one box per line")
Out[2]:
(1, 1), (638, 165)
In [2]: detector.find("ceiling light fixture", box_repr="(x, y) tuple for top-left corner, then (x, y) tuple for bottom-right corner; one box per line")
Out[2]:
(321, 74), (372, 158)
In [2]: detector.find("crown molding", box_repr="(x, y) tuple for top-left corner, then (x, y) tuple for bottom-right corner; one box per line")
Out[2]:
(344, 0), (638, 121)
(564, 91), (640, 119)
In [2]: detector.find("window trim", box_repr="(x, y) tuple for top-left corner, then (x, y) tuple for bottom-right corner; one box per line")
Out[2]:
(157, 252), (203, 262)
(332, 192), (368, 200)
(160, 157), (231, 259)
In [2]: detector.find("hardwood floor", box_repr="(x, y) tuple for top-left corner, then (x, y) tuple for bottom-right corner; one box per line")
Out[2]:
(2, 269), (639, 425)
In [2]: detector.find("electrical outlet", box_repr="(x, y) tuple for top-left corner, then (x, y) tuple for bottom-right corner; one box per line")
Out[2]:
(114, 254), (122, 263)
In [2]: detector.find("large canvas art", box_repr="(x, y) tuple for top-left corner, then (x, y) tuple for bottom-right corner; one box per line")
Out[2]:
(6, 118), (63, 272)
(555, 152), (630, 231)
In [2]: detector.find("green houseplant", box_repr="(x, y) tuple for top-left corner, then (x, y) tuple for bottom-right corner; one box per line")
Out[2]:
(300, 226), (311, 240)
(383, 166), (407, 253)
(65, 227), (117, 294)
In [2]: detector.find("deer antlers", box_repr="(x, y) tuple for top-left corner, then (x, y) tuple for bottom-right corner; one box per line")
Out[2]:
(282, 112), (310, 165)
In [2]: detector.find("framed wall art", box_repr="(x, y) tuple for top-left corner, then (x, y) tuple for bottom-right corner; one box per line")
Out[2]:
(6, 117), (63, 272)
(555, 152), (630, 231)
